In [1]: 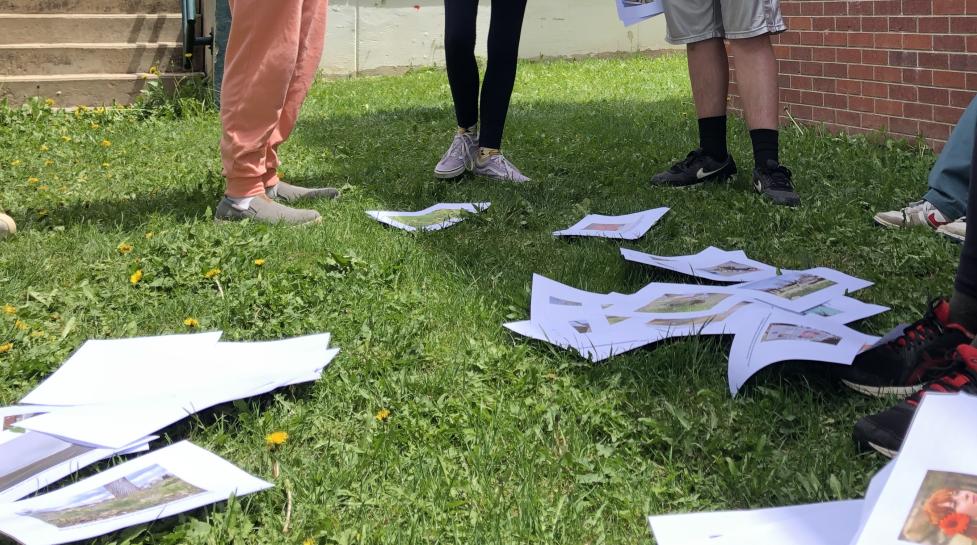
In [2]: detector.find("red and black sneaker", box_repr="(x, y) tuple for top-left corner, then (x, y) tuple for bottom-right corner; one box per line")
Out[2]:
(853, 343), (977, 457)
(839, 298), (974, 397)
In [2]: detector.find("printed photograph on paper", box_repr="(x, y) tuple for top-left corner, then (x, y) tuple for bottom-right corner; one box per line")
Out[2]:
(747, 273), (837, 301)
(647, 302), (748, 328)
(804, 304), (843, 318)
(637, 293), (731, 314)
(549, 297), (583, 307)
(583, 222), (631, 232)
(899, 470), (977, 545)
(761, 323), (842, 345)
(388, 209), (469, 229)
(569, 321), (592, 334)
(20, 464), (205, 529)
(700, 261), (763, 277)
(2, 413), (41, 433)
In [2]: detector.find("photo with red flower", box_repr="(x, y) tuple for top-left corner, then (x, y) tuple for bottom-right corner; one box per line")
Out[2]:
(901, 470), (977, 545)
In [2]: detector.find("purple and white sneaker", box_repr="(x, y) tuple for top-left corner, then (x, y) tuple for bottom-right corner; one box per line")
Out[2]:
(472, 152), (531, 183)
(434, 131), (479, 179)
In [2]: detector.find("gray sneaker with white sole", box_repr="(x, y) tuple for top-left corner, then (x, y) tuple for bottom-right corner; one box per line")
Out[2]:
(215, 194), (321, 225)
(267, 181), (340, 203)
(435, 131), (479, 179)
(472, 153), (531, 183)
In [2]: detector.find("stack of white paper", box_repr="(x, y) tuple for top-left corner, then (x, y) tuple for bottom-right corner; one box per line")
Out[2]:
(506, 256), (886, 394)
(621, 247), (777, 283)
(366, 202), (490, 232)
(0, 441), (271, 545)
(0, 331), (339, 543)
(553, 208), (669, 240)
(648, 393), (977, 545)
(616, 0), (664, 26)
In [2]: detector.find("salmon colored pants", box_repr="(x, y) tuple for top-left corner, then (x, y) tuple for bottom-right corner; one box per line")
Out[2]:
(220, 0), (328, 198)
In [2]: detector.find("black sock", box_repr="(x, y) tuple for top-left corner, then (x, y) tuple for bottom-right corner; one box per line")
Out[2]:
(750, 129), (780, 167)
(951, 289), (977, 334)
(697, 116), (728, 161)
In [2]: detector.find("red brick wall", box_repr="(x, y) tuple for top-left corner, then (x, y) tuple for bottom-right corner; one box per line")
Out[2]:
(729, 0), (977, 150)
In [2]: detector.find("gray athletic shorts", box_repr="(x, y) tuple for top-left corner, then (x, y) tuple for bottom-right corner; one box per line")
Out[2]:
(661, 0), (787, 45)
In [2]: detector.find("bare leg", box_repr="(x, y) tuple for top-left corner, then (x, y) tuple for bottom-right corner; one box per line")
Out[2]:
(686, 38), (729, 119)
(726, 34), (779, 130)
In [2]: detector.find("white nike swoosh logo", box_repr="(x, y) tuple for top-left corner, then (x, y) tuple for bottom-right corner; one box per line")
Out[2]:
(696, 167), (724, 179)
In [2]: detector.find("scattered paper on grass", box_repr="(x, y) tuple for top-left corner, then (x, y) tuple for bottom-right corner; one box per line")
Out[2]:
(734, 267), (873, 313)
(726, 306), (880, 396)
(802, 296), (890, 324)
(621, 246), (777, 283)
(366, 203), (490, 232)
(553, 208), (669, 240)
(0, 441), (271, 545)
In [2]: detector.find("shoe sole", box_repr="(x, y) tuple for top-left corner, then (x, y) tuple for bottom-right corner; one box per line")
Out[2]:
(214, 216), (322, 226)
(841, 379), (920, 398)
(434, 166), (467, 179)
(653, 172), (736, 187)
(867, 441), (897, 458)
(873, 214), (905, 229)
(936, 228), (965, 243)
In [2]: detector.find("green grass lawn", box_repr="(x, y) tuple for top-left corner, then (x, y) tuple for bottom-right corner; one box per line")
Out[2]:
(0, 53), (961, 544)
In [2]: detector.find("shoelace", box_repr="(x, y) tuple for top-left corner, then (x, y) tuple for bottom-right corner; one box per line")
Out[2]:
(885, 299), (945, 351)
(448, 134), (470, 160)
(669, 150), (703, 173)
(910, 357), (977, 403)
(764, 165), (795, 191)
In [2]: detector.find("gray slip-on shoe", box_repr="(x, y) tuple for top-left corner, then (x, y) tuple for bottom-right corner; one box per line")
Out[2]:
(267, 181), (340, 203)
(215, 194), (321, 226)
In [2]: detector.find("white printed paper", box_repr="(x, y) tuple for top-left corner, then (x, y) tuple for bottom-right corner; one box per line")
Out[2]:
(0, 441), (271, 545)
(552, 208), (669, 240)
(802, 296), (889, 324)
(852, 393), (977, 545)
(727, 306), (880, 396)
(621, 246), (778, 283)
(366, 202), (490, 232)
(734, 267), (873, 313)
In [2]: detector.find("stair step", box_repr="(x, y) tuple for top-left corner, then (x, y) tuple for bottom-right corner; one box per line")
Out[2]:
(0, 0), (181, 14)
(0, 72), (204, 107)
(0, 43), (185, 76)
(0, 14), (183, 45)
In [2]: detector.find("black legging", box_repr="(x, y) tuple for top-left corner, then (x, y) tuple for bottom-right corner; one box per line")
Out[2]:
(957, 125), (977, 298)
(444, 0), (528, 151)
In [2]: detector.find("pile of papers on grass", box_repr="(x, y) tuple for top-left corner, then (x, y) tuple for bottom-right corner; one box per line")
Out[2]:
(505, 246), (888, 395)
(648, 392), (977, 545)
(0, 331), (338, 545)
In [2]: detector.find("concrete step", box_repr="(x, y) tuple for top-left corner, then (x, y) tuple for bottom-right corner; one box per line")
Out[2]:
(0, 14), (183, 45)
(0, 72), (204, 107)
(0, 0), (181, 14)
(0, 43), (184, 76)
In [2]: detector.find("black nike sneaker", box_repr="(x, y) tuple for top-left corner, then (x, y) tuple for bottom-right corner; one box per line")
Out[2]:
(650, 149), (737, 187)
(838, 298), (975, 397)
(853, 343), (977, 457)
(753, 160), (800, 206)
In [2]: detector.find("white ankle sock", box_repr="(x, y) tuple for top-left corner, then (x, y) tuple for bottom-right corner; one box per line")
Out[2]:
(226, 196), (254, 211)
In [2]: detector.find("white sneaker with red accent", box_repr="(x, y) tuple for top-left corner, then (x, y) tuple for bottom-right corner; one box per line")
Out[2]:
(873, 200), (949, 229)
(937, 216), (967, 242)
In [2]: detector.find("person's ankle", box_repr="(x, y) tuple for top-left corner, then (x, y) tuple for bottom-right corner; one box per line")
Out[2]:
(950, 290), (977, 334)
(458, 125), (477, 135)
(224, 195), (254, 211)
(479, 147), (500, 159)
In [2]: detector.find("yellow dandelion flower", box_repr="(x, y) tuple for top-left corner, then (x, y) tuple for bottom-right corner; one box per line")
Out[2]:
(2, 304), (16, 315)
(77, 105), (88, 113)
(14, 320), (28, 331)
(303, 539), (315, 545)
(39, 145), (49, 152)
(101, 162), (110, 168)
(36, 185), (49, 191)
(27, 177), (39, 184)
(254, 259), (266, 267)
(204, 268), (221, 279)
(90, 123), (100, 130)
(117, 242), (133, 255)
(0, 342), (12, 354)
(10, 160), (21, 166)
(375, 408), (391, 422)
(130, 269), (143, 285)
(148, 66), (160, 76)
(100, 139), (112, 148)
(95, 107), (105, 114)
(44, 159), (54, 166)
(144, 231), (155, 239)
(265, 431), (288, 446)
(183, 317), (199, 328)
(61, 135), (71, 142)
